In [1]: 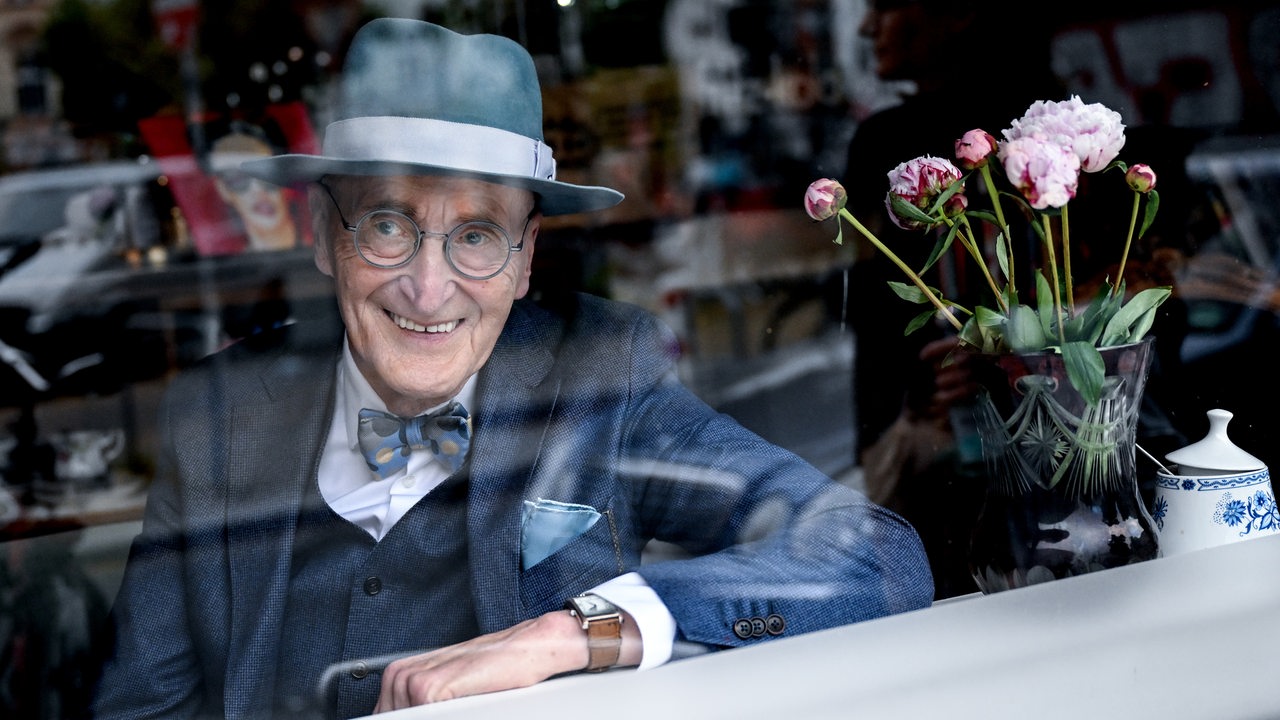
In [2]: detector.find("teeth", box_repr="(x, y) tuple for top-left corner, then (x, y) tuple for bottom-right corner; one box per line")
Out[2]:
(391, 312), (456, 334)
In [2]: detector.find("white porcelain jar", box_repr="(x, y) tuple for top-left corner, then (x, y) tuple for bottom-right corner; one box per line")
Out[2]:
(1153, 409), (1279, 557)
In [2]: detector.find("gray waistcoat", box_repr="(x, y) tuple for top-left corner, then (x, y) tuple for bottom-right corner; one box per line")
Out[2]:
(273, 469), (478, 719)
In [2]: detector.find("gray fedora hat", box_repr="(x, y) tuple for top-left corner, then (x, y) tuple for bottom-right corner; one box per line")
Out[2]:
(242, 18), (623, 216)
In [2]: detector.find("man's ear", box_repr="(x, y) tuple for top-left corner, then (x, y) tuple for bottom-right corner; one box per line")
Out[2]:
(514, 212), (539, 299)
(308, 184), (335, 277)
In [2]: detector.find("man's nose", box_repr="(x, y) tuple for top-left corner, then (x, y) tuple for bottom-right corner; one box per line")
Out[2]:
(401, 239), (456, 307)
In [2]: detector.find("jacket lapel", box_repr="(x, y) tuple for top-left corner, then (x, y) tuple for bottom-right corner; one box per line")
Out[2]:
(467, 301), (560, 632)
(224, 343), (338, 712)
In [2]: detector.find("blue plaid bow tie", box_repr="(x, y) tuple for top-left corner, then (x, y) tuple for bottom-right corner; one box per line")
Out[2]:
(356, 402), (471, 479)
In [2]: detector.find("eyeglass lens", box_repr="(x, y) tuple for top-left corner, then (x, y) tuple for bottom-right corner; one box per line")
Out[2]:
(354, 210), (512, 278)
(219, 173), (257, 193)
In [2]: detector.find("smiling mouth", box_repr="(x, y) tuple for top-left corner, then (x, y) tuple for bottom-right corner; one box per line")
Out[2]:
(388, 311), (458, 334)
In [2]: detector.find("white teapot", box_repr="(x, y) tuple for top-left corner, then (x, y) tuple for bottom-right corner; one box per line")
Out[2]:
(1153, 409), (1279, 557)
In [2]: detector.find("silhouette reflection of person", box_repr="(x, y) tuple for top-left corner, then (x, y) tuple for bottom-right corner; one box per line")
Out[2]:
(210, 132), (303, 252)
(844, 0), (1062, 599)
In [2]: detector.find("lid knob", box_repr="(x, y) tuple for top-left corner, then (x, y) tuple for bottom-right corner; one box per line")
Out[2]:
(1165, 409), (1265, 474)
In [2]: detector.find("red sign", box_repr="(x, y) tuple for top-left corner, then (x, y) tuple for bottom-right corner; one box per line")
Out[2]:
(152, 0), (199, 51)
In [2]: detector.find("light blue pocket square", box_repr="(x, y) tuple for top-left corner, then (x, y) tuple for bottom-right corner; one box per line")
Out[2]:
(520, 498), (602, 570)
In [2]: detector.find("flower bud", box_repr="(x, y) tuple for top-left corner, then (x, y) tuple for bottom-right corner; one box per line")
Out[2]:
(805, 178), (847, 221)
(955, 130), (997, 170)
(885, 156), (965, 230)
(1125, 163), (1157, 193)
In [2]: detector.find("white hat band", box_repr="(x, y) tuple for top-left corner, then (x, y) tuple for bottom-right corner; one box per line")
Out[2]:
(323, 116), (557, 181)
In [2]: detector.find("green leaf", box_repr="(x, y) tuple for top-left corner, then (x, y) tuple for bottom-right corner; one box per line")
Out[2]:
(920, 226), (957, 274)
(958, 315), (982, 345)
(994, 230), (1010, 286)
(1138, 190), (1160, 239)
(1034, 271), (1055, 337)
(1101, 287), (1172, 346)
(930, 180), (964, 215)
(959, 315), (997, 353)
(1125, 302), (1160, 343)
(964, 209), (999, 225)
(1006, 304), (1047, 352)
(903, 308), (935, 336)
(974, 305), (1006, 328)
(889, 194), (936, 226)
(887, 280), (934, 304)
(1062, 341), (1105, 406)
(1062, 311), (1085, 342)
(1074, 284), (1120, 345)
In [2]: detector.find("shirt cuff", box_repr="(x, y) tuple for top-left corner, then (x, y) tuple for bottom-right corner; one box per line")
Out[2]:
(589, 572), (676, 671)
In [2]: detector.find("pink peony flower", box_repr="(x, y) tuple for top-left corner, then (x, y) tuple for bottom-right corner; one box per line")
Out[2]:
(885, 155), (967, 230)
(955, 129), (997, 170)
(998, 134), (1080, 209)
(1125, 163), (1157, 193)
(804, 178), (846, 221)
(801, 95), (1169, 393)
(1003, 95), (1125, 173)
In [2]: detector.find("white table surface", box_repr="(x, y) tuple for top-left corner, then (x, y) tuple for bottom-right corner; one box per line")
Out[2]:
(369, 533), (1280, 720)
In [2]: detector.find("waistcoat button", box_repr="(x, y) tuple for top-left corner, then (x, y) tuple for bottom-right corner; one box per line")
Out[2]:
(363, 576), (382, 596)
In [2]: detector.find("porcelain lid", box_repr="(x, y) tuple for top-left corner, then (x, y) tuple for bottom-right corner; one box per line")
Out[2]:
(1165, 409), (1265, 472)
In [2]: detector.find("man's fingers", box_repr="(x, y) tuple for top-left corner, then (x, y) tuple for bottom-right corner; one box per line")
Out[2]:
(372, 614), (578, 712)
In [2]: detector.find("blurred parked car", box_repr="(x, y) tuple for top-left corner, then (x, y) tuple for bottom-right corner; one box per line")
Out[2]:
(0, 159), (179, 403)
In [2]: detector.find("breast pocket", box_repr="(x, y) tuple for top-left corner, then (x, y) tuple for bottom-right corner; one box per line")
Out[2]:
(518, 507), (622, 612)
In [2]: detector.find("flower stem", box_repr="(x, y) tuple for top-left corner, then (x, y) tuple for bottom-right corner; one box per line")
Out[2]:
(1042, 214), (1066, 345)
(839, 207), (964, 331)
(1062, 205), (1075, 315)
(980, 164), (1014, 292)
(1116, 191), (1140, 297)
(952, 216), (1009, 312)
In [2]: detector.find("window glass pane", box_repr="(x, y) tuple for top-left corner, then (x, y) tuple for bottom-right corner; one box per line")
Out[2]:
(1, 2), (1276, 716)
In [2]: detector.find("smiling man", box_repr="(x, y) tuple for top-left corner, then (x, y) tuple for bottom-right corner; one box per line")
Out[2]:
(312, 175), (535, 417)
(93, 18), (933, 720)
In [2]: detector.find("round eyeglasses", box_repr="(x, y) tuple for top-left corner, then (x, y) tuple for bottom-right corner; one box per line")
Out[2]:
(218, 172), (266, 194)
(318, 179), (527, 280)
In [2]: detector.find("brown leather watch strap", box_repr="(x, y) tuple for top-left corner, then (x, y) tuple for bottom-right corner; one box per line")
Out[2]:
(566, 594), (624, 672)
(582, 613), (622, 672)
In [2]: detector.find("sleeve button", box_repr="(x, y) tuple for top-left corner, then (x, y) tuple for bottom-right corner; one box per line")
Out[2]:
(766, 614), (786, 635)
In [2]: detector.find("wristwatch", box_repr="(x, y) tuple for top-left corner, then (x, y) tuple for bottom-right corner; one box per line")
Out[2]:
(564, 593), (623, 672)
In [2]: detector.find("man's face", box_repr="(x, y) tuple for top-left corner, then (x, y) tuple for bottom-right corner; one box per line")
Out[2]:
(859, 2), (959, 83)
(312, 174), (538, 416)
(217, 173), (289, 230)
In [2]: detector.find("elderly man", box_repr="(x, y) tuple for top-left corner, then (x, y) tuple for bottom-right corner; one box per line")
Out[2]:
(94, 18), (932, 719)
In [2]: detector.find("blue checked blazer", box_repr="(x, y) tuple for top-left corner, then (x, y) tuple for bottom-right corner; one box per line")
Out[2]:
(93, 292), (932, 719)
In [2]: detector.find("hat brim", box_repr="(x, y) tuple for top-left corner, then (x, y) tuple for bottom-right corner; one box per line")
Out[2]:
(241, 154), (624, 217)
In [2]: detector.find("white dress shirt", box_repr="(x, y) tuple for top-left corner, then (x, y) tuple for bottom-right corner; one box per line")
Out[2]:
(317, 339), (675, 669)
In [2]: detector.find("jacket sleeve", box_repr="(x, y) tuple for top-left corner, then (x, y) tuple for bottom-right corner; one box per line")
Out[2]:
(611, 307), (935, 649)
(91, 378), (215, 719)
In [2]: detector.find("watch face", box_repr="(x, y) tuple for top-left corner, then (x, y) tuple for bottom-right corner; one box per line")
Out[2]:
(573, 594), (617, 616)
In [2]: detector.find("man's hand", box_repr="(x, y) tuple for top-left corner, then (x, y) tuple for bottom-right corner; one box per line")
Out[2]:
(373, 608), (640, 712)
(918, 336), (977, 419)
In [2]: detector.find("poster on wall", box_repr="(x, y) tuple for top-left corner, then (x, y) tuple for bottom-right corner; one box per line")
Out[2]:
(137, 102), (317, 257)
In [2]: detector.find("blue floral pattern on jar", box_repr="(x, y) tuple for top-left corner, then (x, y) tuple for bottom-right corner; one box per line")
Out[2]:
(1212, 490), (1280, 537)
